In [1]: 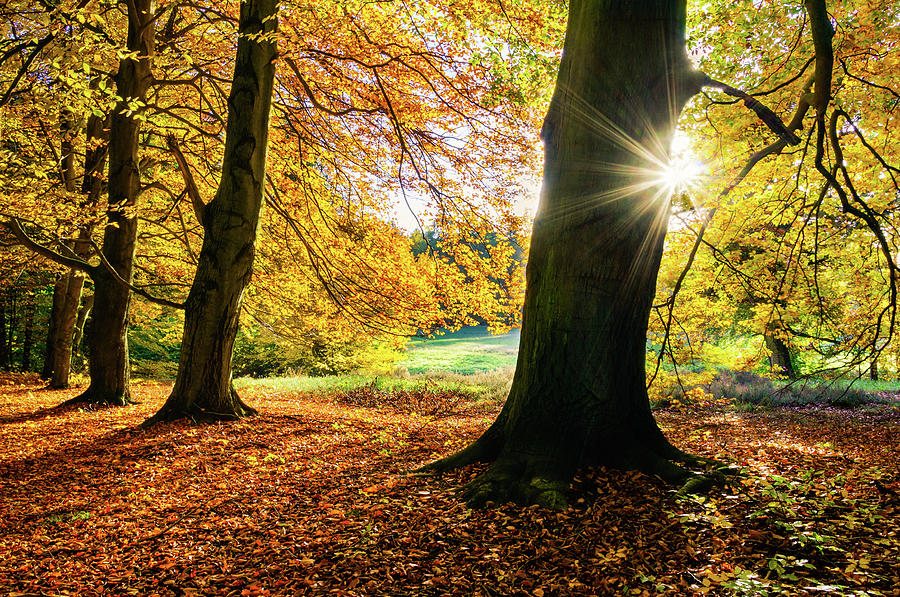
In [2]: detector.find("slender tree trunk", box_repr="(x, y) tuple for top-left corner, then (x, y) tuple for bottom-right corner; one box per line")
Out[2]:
(0, 296), (8, 370)
(146, 0), (278, 424)
(869, 357), (878, 381)
(42, 277), (65, 378)
(21, 296), (35, 371)
(49, 110), (107, 388)
(72, 290), (93, 361)
(424, 0), (705, 507)
(70, 0), (154, 406)
(5, 293), (17, 363)
(47, 272), (85, 388)
(764, 332), (796, 378)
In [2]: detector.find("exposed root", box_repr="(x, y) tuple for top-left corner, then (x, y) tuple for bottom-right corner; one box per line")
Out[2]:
(637, 449), (736, 495)
(414, 439), (492, 476)
(461, 461), (569, 509)
(61, 388), (133, 408)
(414, 417), (505, 475)
(142, 385), (256, 427)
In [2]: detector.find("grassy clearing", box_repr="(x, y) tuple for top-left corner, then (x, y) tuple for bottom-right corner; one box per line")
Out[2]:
(399, 325), (519, 375)
(237, 367), (515, 402)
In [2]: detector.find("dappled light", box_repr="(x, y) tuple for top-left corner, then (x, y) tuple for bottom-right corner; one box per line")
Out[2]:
(1, 375), (898, 595)
(1, 0), (899, 594)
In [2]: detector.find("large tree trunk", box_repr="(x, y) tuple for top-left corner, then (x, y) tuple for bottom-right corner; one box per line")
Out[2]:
(424, 0), (705, 507)
(146, 0), (277, 423)
(70, 0), (154, 406)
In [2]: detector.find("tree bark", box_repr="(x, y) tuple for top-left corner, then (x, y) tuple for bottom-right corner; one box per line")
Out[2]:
(42, 276), (66, 378)
(423, 0), (707, 507)
(69, 0), (154, 406)
(72, 290), (93, 361)
(764, 332), (796, 379)
(0, 295), (8, 370)
(146, 0), (278, 423)
(47, 271), (85, 388)
(21, 294), (36, 371)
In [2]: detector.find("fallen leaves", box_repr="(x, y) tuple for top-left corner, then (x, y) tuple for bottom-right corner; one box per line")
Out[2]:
(0, 372), (897, 595)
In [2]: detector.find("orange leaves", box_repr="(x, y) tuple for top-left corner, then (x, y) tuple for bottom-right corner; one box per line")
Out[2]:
(2, 374), (898, 595)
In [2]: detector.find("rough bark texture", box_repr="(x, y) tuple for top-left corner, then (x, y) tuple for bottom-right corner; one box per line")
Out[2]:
(423, 0), (708, 507)
(764, 333), (796, 379)
(146, 0), (278, 423)
(70, 0), (153, 406)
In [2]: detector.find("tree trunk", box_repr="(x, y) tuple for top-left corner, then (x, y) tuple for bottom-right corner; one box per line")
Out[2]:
(146, 0), (278, 423)
(0, 296), (8, 370)
(5, 293), (17, 364)
(21, 295), (35, 371)
(69, 0), (154, 406)
(423, 0), (706, 507)
(47, 271), (85, 388)
(869, 357), (878, 381)
(42, 277), (66, 378)
(764, 332), (796, 379)
(72, 290), (93, 362)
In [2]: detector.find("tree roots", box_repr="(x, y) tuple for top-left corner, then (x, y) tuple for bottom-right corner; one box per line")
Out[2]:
(421, 438), (739, 509)
(61, 388), (134, 408)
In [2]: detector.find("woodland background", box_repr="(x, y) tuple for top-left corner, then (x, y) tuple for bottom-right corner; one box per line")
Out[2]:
(1, 0), (899, 594)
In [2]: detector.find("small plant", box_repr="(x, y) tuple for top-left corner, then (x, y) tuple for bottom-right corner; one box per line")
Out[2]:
(41, 510), (92, 525)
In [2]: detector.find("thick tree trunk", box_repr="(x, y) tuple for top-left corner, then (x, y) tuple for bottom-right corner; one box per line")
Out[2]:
(764, 332), (796, 379)
(70, 0), (153, 406)
(146, 0), (277, 423)
(424, 0), (706, 507)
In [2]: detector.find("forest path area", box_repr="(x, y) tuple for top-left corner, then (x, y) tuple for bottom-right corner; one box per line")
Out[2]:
(1, 373), (898, 596)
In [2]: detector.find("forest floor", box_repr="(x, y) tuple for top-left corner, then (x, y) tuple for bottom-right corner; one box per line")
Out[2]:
(1, 372), (898, 596)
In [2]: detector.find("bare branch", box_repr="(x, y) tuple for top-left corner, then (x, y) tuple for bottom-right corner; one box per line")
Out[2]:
(3, 218), (95, 273)
(165, 134), (207, 225)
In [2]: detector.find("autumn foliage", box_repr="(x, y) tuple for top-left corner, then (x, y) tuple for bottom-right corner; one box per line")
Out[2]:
(1, 374), (898, 595)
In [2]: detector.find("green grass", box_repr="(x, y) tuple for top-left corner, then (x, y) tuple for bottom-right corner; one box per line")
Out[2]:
(236, 367), (515, 402)
(400, 325), (520, 375)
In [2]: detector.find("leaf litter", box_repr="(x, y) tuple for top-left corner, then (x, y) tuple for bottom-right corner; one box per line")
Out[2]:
(0, 372), (898, 595)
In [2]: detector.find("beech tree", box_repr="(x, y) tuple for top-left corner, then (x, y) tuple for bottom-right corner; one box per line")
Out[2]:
(146, 0), (278, 422)
(3, 0), (155, 404)
(421, 0), (848, 506)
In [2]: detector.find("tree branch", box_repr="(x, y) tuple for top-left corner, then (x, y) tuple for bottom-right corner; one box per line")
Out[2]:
(85, 238), (185, 310)
(701, 75), (802, 145)
(3, 219), (95, 273)
(165, 134), (207, 225)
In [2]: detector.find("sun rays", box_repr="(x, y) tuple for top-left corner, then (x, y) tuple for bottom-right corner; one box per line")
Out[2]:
(537, 86), (707, 229)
